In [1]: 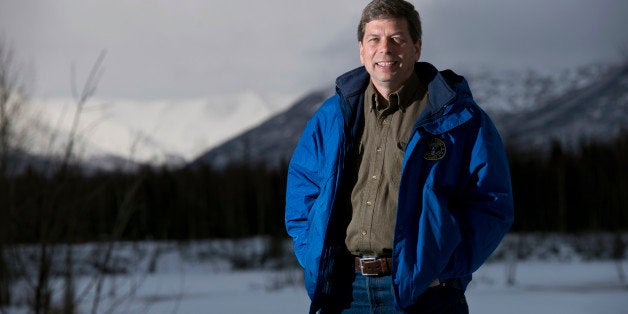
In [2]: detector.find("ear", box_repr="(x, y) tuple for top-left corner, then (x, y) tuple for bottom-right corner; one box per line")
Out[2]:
(359, 41), (366, 65)
(413, 39), (422, 61)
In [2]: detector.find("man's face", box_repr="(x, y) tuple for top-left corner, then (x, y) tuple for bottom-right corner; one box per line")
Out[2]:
(359, 18), (421, 96)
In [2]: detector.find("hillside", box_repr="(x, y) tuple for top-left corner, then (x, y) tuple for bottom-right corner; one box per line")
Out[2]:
(496, 62), (628, 150)
(191, 89), (332, 169)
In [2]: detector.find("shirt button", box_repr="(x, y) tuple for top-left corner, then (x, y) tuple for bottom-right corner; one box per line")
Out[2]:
(376, 147), (382, 152)
(366, 201), (373, 206)
(361, 230), (368, 236)
(371, 175), (378, 180)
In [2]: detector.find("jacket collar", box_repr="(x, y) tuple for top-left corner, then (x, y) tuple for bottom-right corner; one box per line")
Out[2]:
(419, 67), (456, 123)
(335, 62), (473, 136)
(335, 62), (456, 115)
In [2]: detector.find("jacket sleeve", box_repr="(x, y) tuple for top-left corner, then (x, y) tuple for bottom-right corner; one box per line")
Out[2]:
(441, 112), (514, 279)
(285, 114), (325, 268)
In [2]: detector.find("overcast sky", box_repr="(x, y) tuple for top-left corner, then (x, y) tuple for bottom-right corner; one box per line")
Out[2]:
(1, 0), (627, 100)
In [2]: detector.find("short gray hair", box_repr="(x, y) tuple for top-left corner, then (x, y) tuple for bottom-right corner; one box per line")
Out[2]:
(357, 0), (422, 43)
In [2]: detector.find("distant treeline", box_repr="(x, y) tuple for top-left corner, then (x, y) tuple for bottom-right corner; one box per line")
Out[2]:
(1, 133), (627, 244)
(508, 132), (628, 232)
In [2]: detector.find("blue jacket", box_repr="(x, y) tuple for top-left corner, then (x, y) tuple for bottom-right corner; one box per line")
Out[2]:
(285, 62), (514, 311)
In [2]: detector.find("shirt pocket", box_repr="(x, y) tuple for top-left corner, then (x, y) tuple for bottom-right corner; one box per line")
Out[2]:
(391, 140), (407, 188)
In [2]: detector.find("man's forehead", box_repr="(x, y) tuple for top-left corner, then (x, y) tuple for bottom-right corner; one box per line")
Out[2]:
(364, 18), (409, 33)
(366, 17), (407, 25)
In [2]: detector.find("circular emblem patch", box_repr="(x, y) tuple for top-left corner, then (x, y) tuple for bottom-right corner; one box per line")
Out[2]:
(424, 138), (446, 161)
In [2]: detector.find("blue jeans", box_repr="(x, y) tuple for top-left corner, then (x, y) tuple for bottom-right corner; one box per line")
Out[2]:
(321, 272), (469, 314)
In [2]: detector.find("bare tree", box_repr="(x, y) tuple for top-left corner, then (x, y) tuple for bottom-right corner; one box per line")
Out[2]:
(0, 37), (31, 308)
(0, 38), (158, 313)
(22, 50), (107, 314)
(0, 39), (27, 176)
(612, 233), (626, 286)
(58, 50), (106, 174)
(0, 47), (141, 313)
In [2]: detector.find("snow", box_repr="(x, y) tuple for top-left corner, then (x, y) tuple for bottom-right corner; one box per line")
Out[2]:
(104, 261), (625, 314)
(468, 262), (628, 314)
(119, 262), (628, 314)
(52, 261), (626, 313)
(129, 271), (310, 313)
(6, 237), (628, 313)
(466, 63), (608, 114)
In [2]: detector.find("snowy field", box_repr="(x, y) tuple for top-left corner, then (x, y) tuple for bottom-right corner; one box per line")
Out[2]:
(94, 261), (628, 314)
(5, 236), (628, 313)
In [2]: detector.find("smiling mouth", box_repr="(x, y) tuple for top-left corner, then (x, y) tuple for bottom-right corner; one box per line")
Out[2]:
(376, 61), (397, 67)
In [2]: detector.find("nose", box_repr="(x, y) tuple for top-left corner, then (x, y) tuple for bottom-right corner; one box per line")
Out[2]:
(379, 38), (394, 54)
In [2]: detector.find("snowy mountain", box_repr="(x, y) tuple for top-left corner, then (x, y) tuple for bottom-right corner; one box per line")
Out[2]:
(495, 62), (628, 150)
(24, 92), (299, 171)
(193, 62), (627, 169)
(465, 63), (609, 114)
(190, 88), (332, 169)
(17, 62), (626, 173)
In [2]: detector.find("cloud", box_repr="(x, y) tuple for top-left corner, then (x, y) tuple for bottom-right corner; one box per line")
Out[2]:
(1, 0), (626, 100)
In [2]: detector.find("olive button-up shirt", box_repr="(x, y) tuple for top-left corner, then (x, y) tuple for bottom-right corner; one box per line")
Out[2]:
(345, 72), (429, 256)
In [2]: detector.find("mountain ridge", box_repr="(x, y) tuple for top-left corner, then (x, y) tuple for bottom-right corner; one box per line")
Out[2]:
(191, 88), (333, 169)
(193, 61), (628, 169)
(496, 62), (628, 150)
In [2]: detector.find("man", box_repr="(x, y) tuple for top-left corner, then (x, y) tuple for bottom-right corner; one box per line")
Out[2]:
(285, 0), (514, 312)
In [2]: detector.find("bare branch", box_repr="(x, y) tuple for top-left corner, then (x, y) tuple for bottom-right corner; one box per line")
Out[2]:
(61, 50), (107, 173)
(0, 39), (23, 176)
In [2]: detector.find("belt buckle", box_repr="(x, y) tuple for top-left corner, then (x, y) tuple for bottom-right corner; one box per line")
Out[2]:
(359, 256), (377, 276)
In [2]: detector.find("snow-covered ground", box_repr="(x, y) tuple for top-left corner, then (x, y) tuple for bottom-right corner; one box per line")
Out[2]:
(95, 261), (627, 314)
(5, 237), (628, 313)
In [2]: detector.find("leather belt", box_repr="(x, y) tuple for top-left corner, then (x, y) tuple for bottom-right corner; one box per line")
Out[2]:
(354, 256), (392, 276)
(353, 256), (462, 289)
